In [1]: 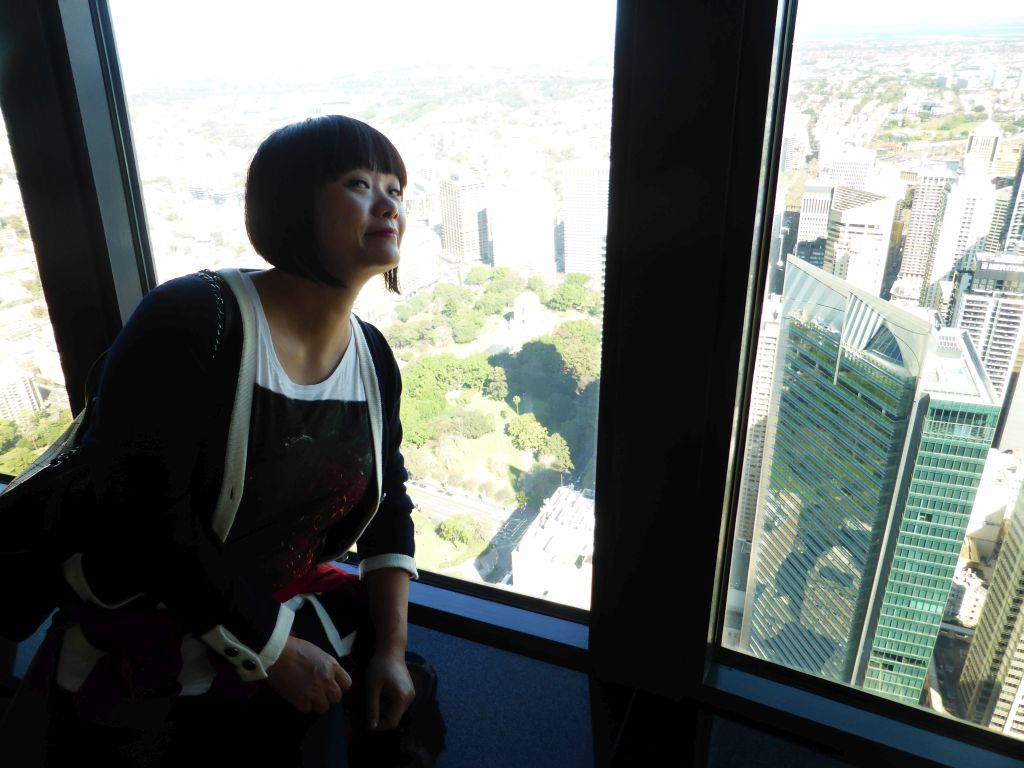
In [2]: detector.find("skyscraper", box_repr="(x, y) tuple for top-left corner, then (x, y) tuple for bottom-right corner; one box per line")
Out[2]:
(824, 146), (876, 191)
(986, 185), (1015, 254)
(440, 173), (492, 264)
(742, 260), (999, 706)
(951, 252), (1024, 401)
(796, 182), (834, 244)
(735, 295), (783, 542)
(964, 121), (1004, 175)
(1007, 164), (1024, 251)
(925, 165), (996, 309)
(488, 179), (557, 275)
(890, 164), (954, 308)
(562, 162), (609, 282)
(823, 186), (896, 297)
(959, 494), (1024, 737)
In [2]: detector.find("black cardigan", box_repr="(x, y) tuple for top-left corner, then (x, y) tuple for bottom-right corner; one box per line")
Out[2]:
(66, 270), (415, 678)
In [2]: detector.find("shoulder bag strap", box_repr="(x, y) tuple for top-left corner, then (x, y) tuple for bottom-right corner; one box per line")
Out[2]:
(210, 267), (257, 543)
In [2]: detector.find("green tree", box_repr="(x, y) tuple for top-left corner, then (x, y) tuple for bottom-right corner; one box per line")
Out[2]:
(449, 310), (485, 344)
(542, 433), (573, 472)
(506, 413), (549, 452)
(549, 320), (601, 391)
(475, 287), (515, 316)
(453, 410), (495, 439)
(459, 354), (492, 391)
(401, 397), (446, 447)
(436, 514), (484, 546)
(483, 367), (508, 401)
(0, 419), (20, 453)
(465, 266), (491, 285)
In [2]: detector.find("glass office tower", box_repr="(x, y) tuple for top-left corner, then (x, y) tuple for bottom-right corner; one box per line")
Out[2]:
(743, 260), (999, 705)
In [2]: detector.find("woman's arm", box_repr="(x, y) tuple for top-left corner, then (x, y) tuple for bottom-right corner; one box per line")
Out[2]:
(363, 566), (414, 730)
(69, 273), (292, 680)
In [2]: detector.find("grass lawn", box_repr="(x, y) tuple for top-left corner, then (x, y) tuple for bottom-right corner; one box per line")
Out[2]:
(412, 508), (489, 570)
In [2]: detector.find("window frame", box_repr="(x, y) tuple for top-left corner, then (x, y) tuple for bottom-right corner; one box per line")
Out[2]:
(5, 0), (1024, 764)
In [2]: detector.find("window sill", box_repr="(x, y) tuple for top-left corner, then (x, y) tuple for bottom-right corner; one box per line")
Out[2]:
(704, 661), (1023, 768)
(336, 562), (589, 671)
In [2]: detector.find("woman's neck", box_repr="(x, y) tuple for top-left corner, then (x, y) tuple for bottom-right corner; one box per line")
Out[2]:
(249, 268), (364, 384)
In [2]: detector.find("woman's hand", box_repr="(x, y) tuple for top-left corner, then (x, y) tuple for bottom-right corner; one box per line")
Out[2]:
(267, 635), (352, 714)
(364, 647), (415, 730)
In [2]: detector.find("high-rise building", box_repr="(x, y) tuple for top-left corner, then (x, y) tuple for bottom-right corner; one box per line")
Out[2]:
(994, 134), (1024, 179)
(986, 185), (1015, 254)
(951, 252), (1024, 400)
(780, 113), (809, 172)
(488, 179), (557, 275)
(440, 173), (492, 264)
(823, 187), (896, 297)
(959, 494), (1024, 738)
(890, 164), (954, 308)
(735, 295), (783, 542)
(926, 165), (997, 309)
(964, 121), (1004, 175)
(796, 182), (834, 244)
(0, 371), (42, 422)
(742, 260), (999, 706)
(824, 147), (876, 191)
(562, 162), (609, 282)
(1007, 163), (1024, 251)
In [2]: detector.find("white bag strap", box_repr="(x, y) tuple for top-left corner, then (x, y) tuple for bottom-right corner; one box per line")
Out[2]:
(210, 268), (258, 543)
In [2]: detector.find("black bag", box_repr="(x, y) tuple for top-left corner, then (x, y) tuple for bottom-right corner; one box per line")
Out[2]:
(0, 353), (105, 641)
(347, 651), (447, 768)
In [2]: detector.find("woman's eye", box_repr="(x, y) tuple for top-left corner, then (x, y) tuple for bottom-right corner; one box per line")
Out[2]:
(347, 178), (370, 189)
(389, 188), (403, 199)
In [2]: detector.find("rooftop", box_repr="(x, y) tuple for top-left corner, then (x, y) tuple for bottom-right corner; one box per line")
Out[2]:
(918, 329), (998, 406)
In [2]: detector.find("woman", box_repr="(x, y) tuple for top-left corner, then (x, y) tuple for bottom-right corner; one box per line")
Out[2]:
(39, 115), (418, 766)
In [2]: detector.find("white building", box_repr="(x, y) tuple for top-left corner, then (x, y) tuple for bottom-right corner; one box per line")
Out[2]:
(735, 295), (782, 542)
(0, 371), (42, 423)
(952, 253), (1024, 400)
(964, 121), (1004, 175)
(944, 566), (988, 628)
(824, 187), (896, 297)
(440, 173), (491, 264)
(959, 490), (1024, 739)
(796, 182), (834, 244)
(890, 163), (954, 308)
(823, 146), (876, 191)
(562, 163), (609, 282)
(926, 164), (997, 310)
(510, 486), (594, 610)
(488, 178), (557, 276)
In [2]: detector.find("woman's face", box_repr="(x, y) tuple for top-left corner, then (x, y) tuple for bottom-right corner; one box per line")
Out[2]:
(315, 167), (406, 286)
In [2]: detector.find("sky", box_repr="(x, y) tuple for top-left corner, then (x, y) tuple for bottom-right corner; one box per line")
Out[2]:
(108, 0), (618, 91)
(797, 0), (1023, 36)
(107, 1), (1024, 93)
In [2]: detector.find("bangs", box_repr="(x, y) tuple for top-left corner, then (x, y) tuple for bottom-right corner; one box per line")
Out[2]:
(319, 116), (408, 189)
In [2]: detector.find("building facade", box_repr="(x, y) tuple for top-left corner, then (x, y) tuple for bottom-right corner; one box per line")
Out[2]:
(959, 494), (1024, 739)
(743, 260), (998, 706)
(891, 164), (953, 308)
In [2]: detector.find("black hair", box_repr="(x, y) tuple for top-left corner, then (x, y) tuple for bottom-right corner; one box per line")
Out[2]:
(245, 114), (407, 292)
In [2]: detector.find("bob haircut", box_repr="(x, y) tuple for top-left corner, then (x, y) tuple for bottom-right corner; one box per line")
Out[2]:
(245, 115), (407, 292)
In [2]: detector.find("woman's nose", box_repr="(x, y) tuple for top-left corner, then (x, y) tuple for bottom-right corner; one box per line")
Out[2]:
(374, 191), (400, 218)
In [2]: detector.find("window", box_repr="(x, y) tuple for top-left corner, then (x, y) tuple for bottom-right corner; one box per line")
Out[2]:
(724, 0), (1024, 747)
(0, 123), (71, 477)
(106, 0), (616, 611)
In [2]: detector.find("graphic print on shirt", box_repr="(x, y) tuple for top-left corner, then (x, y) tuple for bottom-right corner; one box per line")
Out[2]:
(223, 273), (373, 590)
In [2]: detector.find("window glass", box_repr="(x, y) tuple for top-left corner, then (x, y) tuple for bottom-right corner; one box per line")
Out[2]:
(107, 0), (615, 610)
(724, 0), (1024, 740)
(0, 124), (72, 476)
